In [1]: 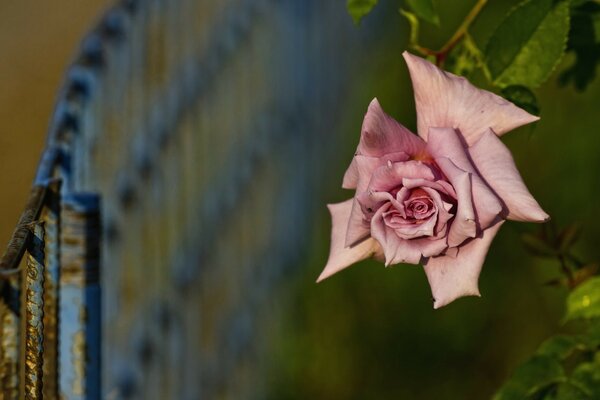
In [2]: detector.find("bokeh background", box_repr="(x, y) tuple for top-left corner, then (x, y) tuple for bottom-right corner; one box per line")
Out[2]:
(1, 1), (599, 399)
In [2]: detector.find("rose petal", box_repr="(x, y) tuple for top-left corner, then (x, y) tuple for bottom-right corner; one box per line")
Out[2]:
(402, 177), (456, 198)
(367, 160), (436, 193)
(391, 212), (437, 239)
(359, 98), (426, 158)
(469, 129), (549, 222)
(371, 204), (424, 265)
(318, 200), (383, 282)
(344, 156), (387, 245)
(343, 152), (410, 190)
(420, 187), (454, 235)
(423, 220), (505, 309)
(429, 127), (504, 229)
(403, 52), (539, 145)
(435, 158), (477, 247)
(410, 237), (448, 258)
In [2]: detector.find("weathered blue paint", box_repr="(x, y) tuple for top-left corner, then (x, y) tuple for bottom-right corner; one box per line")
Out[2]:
(59, 193), (101, 400)
(0, 0), (371, 398)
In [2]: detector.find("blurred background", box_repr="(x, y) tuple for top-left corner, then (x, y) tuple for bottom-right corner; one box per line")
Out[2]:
(0, 0), (599, 399)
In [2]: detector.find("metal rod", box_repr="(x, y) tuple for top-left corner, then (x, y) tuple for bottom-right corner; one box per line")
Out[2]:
(23, 222), (46, 399)
(0, 186), (48, 279)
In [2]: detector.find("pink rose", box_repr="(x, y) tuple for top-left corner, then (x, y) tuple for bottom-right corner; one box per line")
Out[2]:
(318, 52), (549, 309)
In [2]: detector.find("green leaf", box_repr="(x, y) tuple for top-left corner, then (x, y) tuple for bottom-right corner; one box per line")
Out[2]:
(554, 382), (592, 400)
(347, 0), (379, 25)
(565, 277), (600, 321)
(493, 355), (565, 400)
(501, 86), (540, 116)
(522, 233), (557, 258)
(485, 0), (570, 88)
(564, 357), (600, 399)
(537, 335), (589, 359)
(406, 0), (439, 25)
(559, 1), (600, 90)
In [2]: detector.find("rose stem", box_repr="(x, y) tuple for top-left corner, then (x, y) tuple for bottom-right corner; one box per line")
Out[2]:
(411, 0), (488, 67)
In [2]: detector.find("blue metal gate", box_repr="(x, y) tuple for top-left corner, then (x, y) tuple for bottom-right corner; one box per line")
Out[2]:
(0, 0), (370, 398)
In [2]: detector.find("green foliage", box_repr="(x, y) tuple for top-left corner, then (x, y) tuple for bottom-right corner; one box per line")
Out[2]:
(559, 1), (600, 91)
(346, 0), (379, 25)
(445, 34), (486, 78)
(493, 356), (565, 400)
(566, 277), (600, 321)
(406, 0), (439, 26)
(501, 85), (540, 116)
(485, 0), (570, 88)
(567, 356), (600, 398)
(493, 329), (600, 399)
(537, 335), (588, 359)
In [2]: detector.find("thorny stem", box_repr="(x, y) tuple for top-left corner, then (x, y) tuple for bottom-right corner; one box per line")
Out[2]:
(414, 0), (488, 67)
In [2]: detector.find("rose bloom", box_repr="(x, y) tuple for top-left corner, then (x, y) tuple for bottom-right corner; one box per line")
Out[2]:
(318, 52), (549, 309)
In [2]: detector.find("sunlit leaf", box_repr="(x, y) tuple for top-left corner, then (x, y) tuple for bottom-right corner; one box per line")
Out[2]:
(485, 0), (570, 88)
(559, 1), (600, 91)
(501, 86), (540, 116)
(347, 0), (379, 25)
(406, 0), (439, 26)
(522, 233), (557, 258)
(493, 355), (565, 400)
(565, 277), (600, 321)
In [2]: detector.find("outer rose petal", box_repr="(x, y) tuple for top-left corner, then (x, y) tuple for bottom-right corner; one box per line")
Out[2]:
(342, 98), (426, 189)
(423, 220), (505, 309)
(469, 129), (549, 222)
(429, 128), (504, 229)
(403, 52), (539, 145)
(318, 200), (382, 282)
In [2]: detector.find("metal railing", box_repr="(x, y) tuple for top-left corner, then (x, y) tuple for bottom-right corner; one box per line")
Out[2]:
(0, 0), (366, 398)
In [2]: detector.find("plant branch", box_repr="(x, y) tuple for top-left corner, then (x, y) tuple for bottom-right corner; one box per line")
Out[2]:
(412, 0), (487, 66)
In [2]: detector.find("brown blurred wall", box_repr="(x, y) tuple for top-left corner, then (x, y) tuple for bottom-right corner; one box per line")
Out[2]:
(0, 1), (112, 246)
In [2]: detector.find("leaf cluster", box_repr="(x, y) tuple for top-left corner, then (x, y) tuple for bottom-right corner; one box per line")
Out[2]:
(494, 329), (600, 400)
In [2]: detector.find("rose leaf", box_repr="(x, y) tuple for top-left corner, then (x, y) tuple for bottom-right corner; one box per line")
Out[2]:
(501, 85), (540, 116)
(485, 0), (570, 88)
(565, 277), (600, 321)
(406, 0), (439, 26)
(492, 355), (565, 400)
